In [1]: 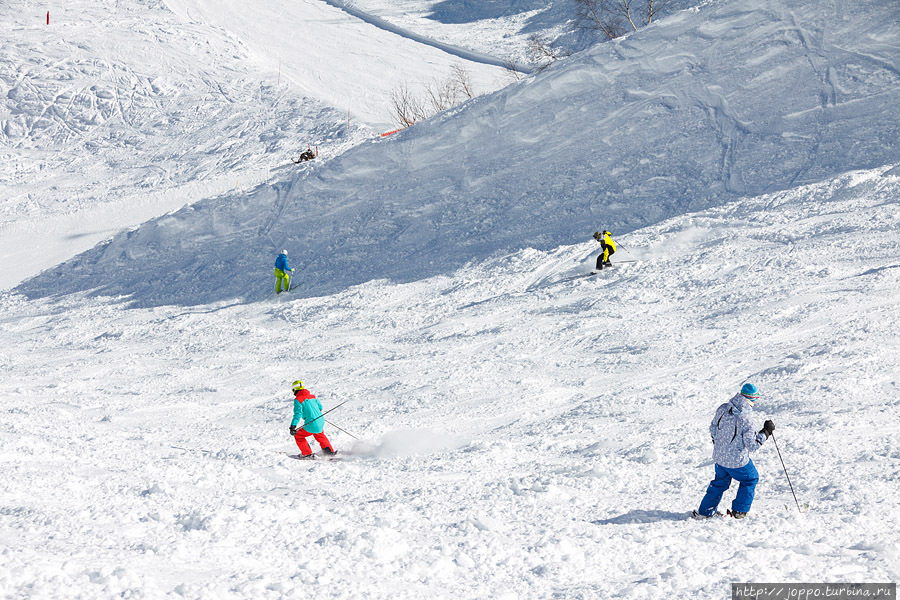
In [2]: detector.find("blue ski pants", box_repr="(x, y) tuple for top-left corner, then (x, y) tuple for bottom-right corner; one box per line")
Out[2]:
(698, 460), (759, 515)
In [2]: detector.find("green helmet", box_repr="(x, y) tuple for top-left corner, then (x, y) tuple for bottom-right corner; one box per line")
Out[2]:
(291, 380), (304, 392)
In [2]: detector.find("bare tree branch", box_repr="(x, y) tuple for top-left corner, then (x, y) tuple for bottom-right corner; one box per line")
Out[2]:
(573, 0), (669, 39)
(526, 33), (565, 71)
(451, 64), (475, 99)
(502, 58), (523, 82)
(388, 65), (481, 128)
(389, 84), (426, 128)
(622, 0), (639, 32)
(425, 76), (458, 113)
(574, 0), (625, 39)
(647, 0), (669, 23)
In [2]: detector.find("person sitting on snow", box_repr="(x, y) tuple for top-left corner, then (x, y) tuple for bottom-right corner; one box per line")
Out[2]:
(274, 249), (294, 294)
(694, 383), (775, 519)
(289, 380), (336, 459)
(593, 230), (616, 270)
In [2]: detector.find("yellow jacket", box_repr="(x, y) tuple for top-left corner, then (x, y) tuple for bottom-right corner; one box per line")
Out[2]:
(594, 231), (616, 251)
(603, 232), (616, 251)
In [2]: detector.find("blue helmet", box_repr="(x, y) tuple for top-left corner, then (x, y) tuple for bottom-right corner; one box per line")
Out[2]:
(740, 383), (760, 400)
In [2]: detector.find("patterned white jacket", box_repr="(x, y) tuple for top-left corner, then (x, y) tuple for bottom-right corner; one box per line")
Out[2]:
(709, 394), (768, 469)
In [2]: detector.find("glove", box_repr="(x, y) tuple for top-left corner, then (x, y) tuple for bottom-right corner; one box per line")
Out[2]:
(289, 426), (297, 436)
(760, 420), (775, 438)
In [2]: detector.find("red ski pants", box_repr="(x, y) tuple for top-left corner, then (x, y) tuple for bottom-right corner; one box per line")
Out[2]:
(294, 429), (333, 456)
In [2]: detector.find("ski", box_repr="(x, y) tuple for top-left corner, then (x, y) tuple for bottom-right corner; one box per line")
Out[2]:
(290, 454), (342, 461)
(527, 259), (642, 292)
(563, 272), (599, 282)
(278, 450), (342, 461)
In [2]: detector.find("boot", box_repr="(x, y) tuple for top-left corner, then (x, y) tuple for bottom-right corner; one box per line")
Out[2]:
(691, 510), (723, 519)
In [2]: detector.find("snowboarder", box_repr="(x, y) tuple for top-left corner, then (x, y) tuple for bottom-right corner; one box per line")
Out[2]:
(694, 383), (775, 519)
(274, 250), (294, 294)
(593, 230), (616, 270)
(289, 380), (336, 459)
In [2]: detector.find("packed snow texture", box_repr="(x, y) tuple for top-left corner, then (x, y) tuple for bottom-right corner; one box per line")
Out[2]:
(0, 0), (510, 290)
(2, 168), (899, 599)
(17, 0), (900, 307)
(160, 0), (512, 128)
(2, 0), (900, 598)
(0, 0), (369, 290)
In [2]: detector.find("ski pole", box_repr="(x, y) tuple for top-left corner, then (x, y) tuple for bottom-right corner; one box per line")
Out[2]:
(326, 418), (359, 440)
(302, 398), (353, 429)
(771, 433), (804, 513)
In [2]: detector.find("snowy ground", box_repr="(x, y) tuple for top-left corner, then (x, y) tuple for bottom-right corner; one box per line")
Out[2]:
(2, 167), (899, 599)
(2, 0), (900, 597)
(344, 0), (744, 63)
(339, 0), (572, 64)
(0, 0), (370, 290)
(161, 0), (512, 128)
(0, 0), (511, 290)
(17, 0), (899, 310)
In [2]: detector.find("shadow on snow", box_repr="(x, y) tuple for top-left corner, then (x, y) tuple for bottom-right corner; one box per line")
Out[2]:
(592, 510), (690, 525)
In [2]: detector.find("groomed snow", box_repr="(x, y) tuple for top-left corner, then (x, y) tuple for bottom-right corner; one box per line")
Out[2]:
(2, 167), (899, 598)
(2, 0), (900, 597)
(18, 0), (899, 308)
(0, 0), (370, 290)
(160, 0), (512, 129)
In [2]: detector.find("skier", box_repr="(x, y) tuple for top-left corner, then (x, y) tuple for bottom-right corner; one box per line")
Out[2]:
(289, 380), (336, 459)
(593, 230), (616, 270)
(274, 250), (294, 294)
(694, 383), (775, 519)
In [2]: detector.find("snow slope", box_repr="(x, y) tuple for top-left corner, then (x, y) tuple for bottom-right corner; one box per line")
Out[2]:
(2, 0), (900, 597)
(347, 0), (571, 62)
(1, 0), (512, 291)
(0, 0), (366, 290)
(343, 0), (693, 62)
(161, 0), (512, 128)
(19, 0), (900, 308)
(2, 167), (899, 599)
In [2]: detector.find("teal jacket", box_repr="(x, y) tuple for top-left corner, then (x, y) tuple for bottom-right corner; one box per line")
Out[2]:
(291, 389), (325, 434)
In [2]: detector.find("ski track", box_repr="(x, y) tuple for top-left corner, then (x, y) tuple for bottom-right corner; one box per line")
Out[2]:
(319, 0), (534, 73)
(160, 0), (512, 129)
(17, 0), (899, 309)
(2, 0), (900, 597)
(0, 0), (367, 290)
(2, 168), (899, 598)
